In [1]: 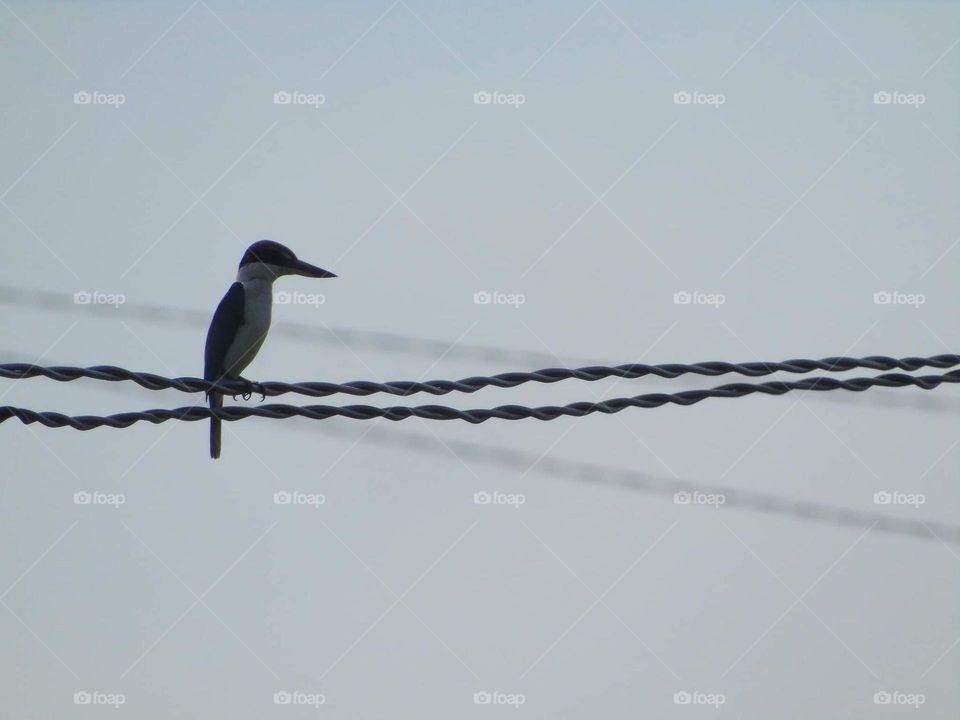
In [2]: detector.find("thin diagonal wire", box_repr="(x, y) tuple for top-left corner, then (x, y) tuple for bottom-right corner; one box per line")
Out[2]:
(2, 369), (958, 429)
(0, 285), (607, 367)
(316, 422), (960, 545)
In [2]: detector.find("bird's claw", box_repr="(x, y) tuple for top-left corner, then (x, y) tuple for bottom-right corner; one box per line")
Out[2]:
(232, 379), (266, 402)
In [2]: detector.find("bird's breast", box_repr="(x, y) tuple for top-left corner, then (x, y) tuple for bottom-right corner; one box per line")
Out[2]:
(223, 279), (273, 376)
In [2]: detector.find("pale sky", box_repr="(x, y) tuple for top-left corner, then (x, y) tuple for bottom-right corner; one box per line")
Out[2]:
(2, 1), (959, 717)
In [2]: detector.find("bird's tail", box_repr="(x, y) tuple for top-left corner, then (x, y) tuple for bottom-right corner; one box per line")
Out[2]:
(209, 392), (222, 459)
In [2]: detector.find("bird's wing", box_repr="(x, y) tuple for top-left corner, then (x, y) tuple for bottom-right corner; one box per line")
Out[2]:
(204, 282), (245, 382)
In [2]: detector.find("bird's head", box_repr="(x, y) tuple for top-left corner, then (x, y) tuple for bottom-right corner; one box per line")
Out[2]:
(238, 240), (336, 281)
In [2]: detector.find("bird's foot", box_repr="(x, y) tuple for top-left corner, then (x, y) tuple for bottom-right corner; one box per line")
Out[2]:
(231, 378), (266, 402)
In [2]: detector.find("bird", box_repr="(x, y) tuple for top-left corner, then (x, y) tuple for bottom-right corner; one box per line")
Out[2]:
(204, 240), (336, 459)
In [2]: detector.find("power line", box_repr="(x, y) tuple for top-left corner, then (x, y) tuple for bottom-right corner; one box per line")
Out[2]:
(4, 350), (958, 427)
(2, 354), (957, 398)
(314, 422), (960, 545)
(3, 368), (958, 428)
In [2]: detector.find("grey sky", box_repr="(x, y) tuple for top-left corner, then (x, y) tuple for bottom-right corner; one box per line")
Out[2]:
(2, 1), (959, 717)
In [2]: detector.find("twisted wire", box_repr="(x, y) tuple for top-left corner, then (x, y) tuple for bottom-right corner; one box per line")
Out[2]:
(2, 353), (958, 399)
(3, 369), (958, 429)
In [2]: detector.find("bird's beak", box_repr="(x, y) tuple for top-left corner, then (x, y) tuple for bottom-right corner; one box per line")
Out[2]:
(292, 259), (336, 278)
